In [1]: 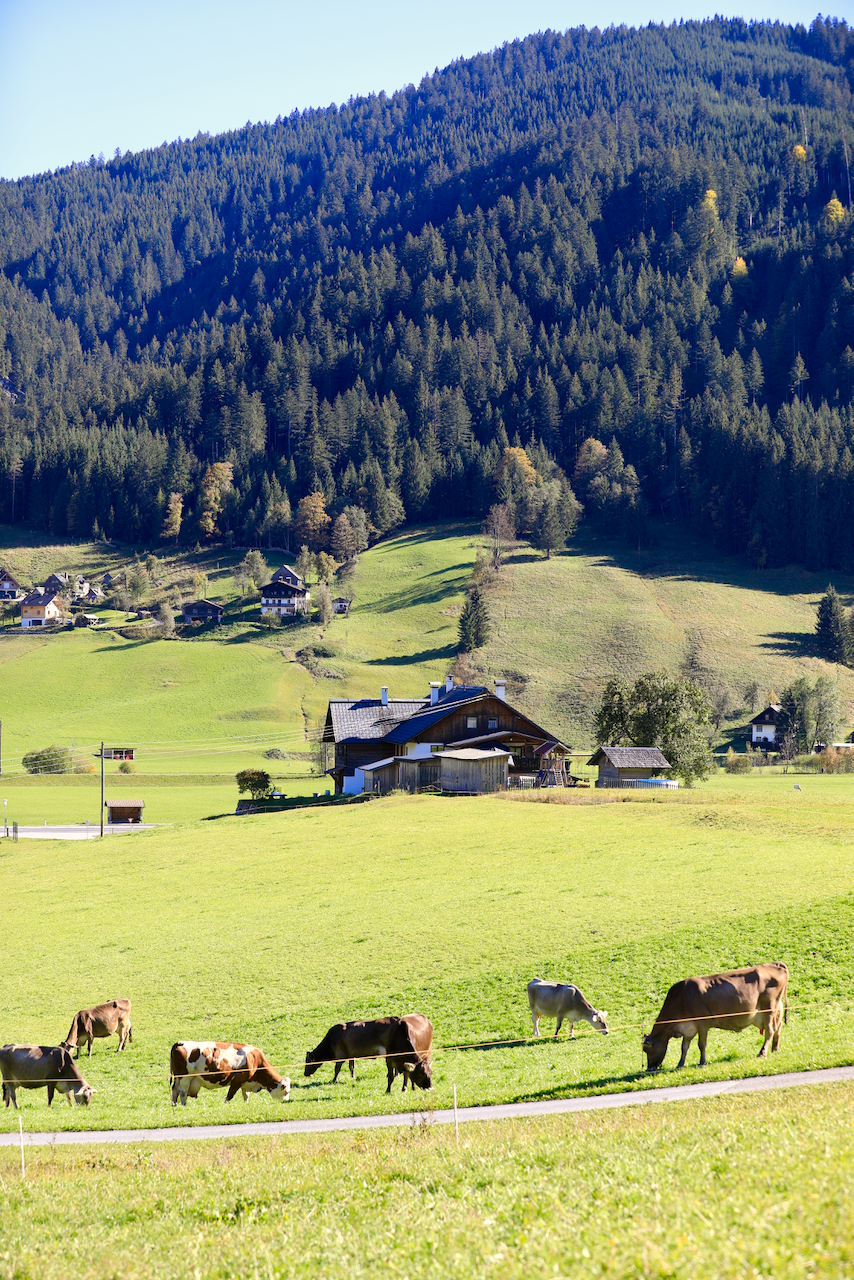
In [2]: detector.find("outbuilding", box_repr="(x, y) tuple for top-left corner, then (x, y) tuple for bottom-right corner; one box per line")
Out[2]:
(439, 747), (511, 794)
(587, 745), (676, 788)
(104, 798), (145, 824)
(182, 599), (224, 624)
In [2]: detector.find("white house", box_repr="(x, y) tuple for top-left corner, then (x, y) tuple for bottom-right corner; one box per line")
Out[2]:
(0, 569), (23, 601)
(750, 704), (782, 747)
(260, 579), (310, 617)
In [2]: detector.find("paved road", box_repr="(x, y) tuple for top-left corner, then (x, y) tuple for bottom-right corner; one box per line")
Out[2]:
(2, 1064), (851, 1149)
(5, 825), (160, 840)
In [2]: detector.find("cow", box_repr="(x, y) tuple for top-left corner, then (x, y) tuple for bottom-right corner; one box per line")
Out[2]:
(169, 1041), (291, 1106)
(0, 1044), (96, 1108)
(62, 998), (132, 1057)
(527, 978), (609, 1039)
(642, 963), (789, 1071)
(304, 1015), (434, 1093)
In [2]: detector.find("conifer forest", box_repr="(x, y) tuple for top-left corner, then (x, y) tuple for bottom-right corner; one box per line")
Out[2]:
(1, 16), (854, 569)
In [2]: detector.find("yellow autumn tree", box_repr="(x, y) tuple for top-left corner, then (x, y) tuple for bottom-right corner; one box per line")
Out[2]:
(733, 257), (748, 277)
(198, 462), (233, 538)
(792, 144), (807, 163)
(824, 197), (846, 224)
(293, 492), (331, 550)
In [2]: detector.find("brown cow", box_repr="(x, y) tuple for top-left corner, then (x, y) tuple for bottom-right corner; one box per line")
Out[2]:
(63, 998), (132, 1057)
(170, 1041), (291, 1106)
(642, 963), (789, 1071)
(304, 1015), (433, 1092)
(0, 1044), (96, 1107)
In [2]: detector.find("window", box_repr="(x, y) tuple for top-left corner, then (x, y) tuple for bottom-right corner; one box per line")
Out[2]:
(466, 716), (477, 730)
(487, 718), (498, 730)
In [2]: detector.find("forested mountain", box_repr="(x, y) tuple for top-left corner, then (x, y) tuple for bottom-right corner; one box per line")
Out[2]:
(1, 16), (854, 568)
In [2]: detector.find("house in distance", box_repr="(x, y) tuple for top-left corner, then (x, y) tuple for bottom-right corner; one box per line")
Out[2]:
(750, 704), (782, 749)
(20, 587), (63, 628)
(0, 569), (23, 601)
(323, 677), (570, 794)
(260, 578), (310, 618)
(182, 599), (224, 625)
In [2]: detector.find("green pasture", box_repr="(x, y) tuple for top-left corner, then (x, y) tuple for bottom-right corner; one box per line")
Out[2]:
(475, 523), (854, 745)
(1, 1083), (851, 1279)
(0, 776), (851, 1135)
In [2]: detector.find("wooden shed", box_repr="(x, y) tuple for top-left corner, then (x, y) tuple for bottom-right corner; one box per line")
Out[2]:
(587, 746), (675, 788)
(105, 798), (145, 823)
(103, 747), (135, 760)
(439, 748), (511, 794)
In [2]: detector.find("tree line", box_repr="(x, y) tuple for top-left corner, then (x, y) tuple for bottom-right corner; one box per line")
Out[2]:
(1, 17), (854, 566)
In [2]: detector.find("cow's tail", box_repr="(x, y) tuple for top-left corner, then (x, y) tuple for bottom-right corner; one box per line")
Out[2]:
(784, 993), (788, 1026)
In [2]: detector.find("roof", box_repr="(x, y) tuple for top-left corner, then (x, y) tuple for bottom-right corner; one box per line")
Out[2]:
(104, 798), (146, 808)
(587, 746), (672, 769)
(271, 565), (304, 586)
(384, 686), (492, 744)
(357, 757), (398, 772)
(21, 588), (59, 607)
(0, 569), (21, 587)
(183, 599), (223, 612)
(750, 704), (782, 724)
(326, 698), (429, 743)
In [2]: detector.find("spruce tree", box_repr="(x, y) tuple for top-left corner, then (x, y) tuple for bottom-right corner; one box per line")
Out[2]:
(815, 585), (850, 666)
(458, 586), (490, 652)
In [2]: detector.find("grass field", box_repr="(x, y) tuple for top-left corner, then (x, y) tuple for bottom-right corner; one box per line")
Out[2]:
(0, 774), (851, 1136)
(0, 1083), (851, 1279)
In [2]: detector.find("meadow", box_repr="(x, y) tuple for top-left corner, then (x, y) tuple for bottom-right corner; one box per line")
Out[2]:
(0, 774), (851, 1137)
(1, 1083), (852, 1279)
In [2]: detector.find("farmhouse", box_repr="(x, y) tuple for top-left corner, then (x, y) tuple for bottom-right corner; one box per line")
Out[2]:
(323, 678), (569, 794)
(587, 745), (675, 788)
(182, 599), (224, 624)
(20, 587), (63, 628)
(332, 597), (351, 615)
(750, 703), (782, 748)
(105, 798), (145, 824)
(260, 579), (310, 616)
(0, 569), (23, 601)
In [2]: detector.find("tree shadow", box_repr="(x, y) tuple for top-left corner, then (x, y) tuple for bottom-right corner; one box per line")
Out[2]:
(757, 631), (820, 659)
(365, 643), (458, 665)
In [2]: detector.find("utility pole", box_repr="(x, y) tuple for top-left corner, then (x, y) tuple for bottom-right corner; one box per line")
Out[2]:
(100, 741), (104, 838)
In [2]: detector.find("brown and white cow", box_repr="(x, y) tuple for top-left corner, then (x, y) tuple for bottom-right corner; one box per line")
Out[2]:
(304, 1015), (434, 1092)
(63, 998), (132, 1057)
(0, 1044), (96, 1107)
(642, 963), (789, 1071)
(170, 1042), (291, 1106)
(527, 978), (609, 1039)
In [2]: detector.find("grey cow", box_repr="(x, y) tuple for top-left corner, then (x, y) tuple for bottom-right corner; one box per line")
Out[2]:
(527, 978), (609, 1039)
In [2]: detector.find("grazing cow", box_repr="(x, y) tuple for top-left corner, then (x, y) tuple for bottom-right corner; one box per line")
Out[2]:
(169, 1042), (291, 1106)
(642, 963), (789, 1071)
(0, 1044), (96, 1108)
(304, 1016), (434, 1092)
(527, 979), (609, 1039)
(63, 998), (132, 1057)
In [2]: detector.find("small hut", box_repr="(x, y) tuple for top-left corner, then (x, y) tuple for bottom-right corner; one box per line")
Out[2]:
(439, 747), (511, 794)
(105, 798), (145, 823)
(587, 746), (675, 788)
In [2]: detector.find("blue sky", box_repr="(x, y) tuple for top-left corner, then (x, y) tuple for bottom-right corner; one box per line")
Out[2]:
(0, 0), (839, 180)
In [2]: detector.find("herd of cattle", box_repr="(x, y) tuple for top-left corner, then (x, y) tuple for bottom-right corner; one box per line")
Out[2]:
(0, 963), (789, 1111)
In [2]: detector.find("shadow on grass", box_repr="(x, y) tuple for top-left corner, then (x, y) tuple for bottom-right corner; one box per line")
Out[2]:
(366, 643), (458, 666)
(758, 630), (819, 658)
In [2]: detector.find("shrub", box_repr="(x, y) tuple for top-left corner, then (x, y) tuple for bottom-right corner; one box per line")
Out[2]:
(118, 760), (135, 774)
(264, 748), (288, 760)
(236, 769), (272, 800)
(724, 748), (752, 774)
(22, 745), (72, 774)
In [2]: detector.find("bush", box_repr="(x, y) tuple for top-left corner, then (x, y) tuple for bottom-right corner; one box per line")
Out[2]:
(263, 748), (288, 760)
(118, 760), (135, 774)
(236, 769), (272, 800)
(724, 748), (752, 774)
(22, 745), (72, 774)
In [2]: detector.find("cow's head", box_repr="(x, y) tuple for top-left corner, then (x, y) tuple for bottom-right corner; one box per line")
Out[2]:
(74, 1084), (96, 1106)
(268, 1076), (291, 1102)
(304, 1052), (320, 1078)
(642, 1033), (667, 1071)
(408, 1059), (433, 1091)
(591, 1010), (609, 1035)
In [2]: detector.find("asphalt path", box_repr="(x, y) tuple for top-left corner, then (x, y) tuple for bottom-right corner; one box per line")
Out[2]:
(2, 1064), (852, 1149)
(6, 825), (159, 840)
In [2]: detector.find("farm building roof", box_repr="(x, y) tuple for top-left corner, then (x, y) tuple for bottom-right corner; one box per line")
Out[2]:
(0, 568), (21, 586)
(104, 798), (146, 808)
(21, 587), (59, 607)
(749, 704), (782, 724)
(325, 699), (429, 743)
(587, 746), (671, 769)
(439, 747), (512, 761)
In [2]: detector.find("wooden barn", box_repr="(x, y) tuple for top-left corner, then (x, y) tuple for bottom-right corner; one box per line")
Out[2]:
(587, 746), (675, 788)
(439, 748), (510, 794)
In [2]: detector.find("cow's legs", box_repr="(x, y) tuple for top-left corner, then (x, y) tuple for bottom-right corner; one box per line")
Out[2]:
(530, 1009), (540, 1037)
(332, 1060), (343, 1083)
(554, 1015), (564, 1040)
(696, 1027), (708, 1067)
(5, 1085), (16, 1110)
(771, 1011), (782, 1053)
(676, 1036), (692, 1068)
(385, 1060), (394, 1093)
(758, 1015), (773, 1058)
(349, 1058), (355, 1079)
(87, 1036), (93, 1058)
(47, 1082), (55, 1106)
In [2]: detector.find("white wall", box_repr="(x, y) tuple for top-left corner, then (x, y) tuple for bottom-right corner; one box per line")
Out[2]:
(343, 772), (363, 795)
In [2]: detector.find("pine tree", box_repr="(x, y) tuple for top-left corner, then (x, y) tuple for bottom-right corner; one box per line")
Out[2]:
(815, 584), (850, 665)
(458, 585), (490, 652)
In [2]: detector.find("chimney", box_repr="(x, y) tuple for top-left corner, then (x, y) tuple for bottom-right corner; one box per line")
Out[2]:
(445, 675), (454, 693)
(495, 678), (506, 702)
(381, 686), (389, 706)
(429, 681), (441, 706)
